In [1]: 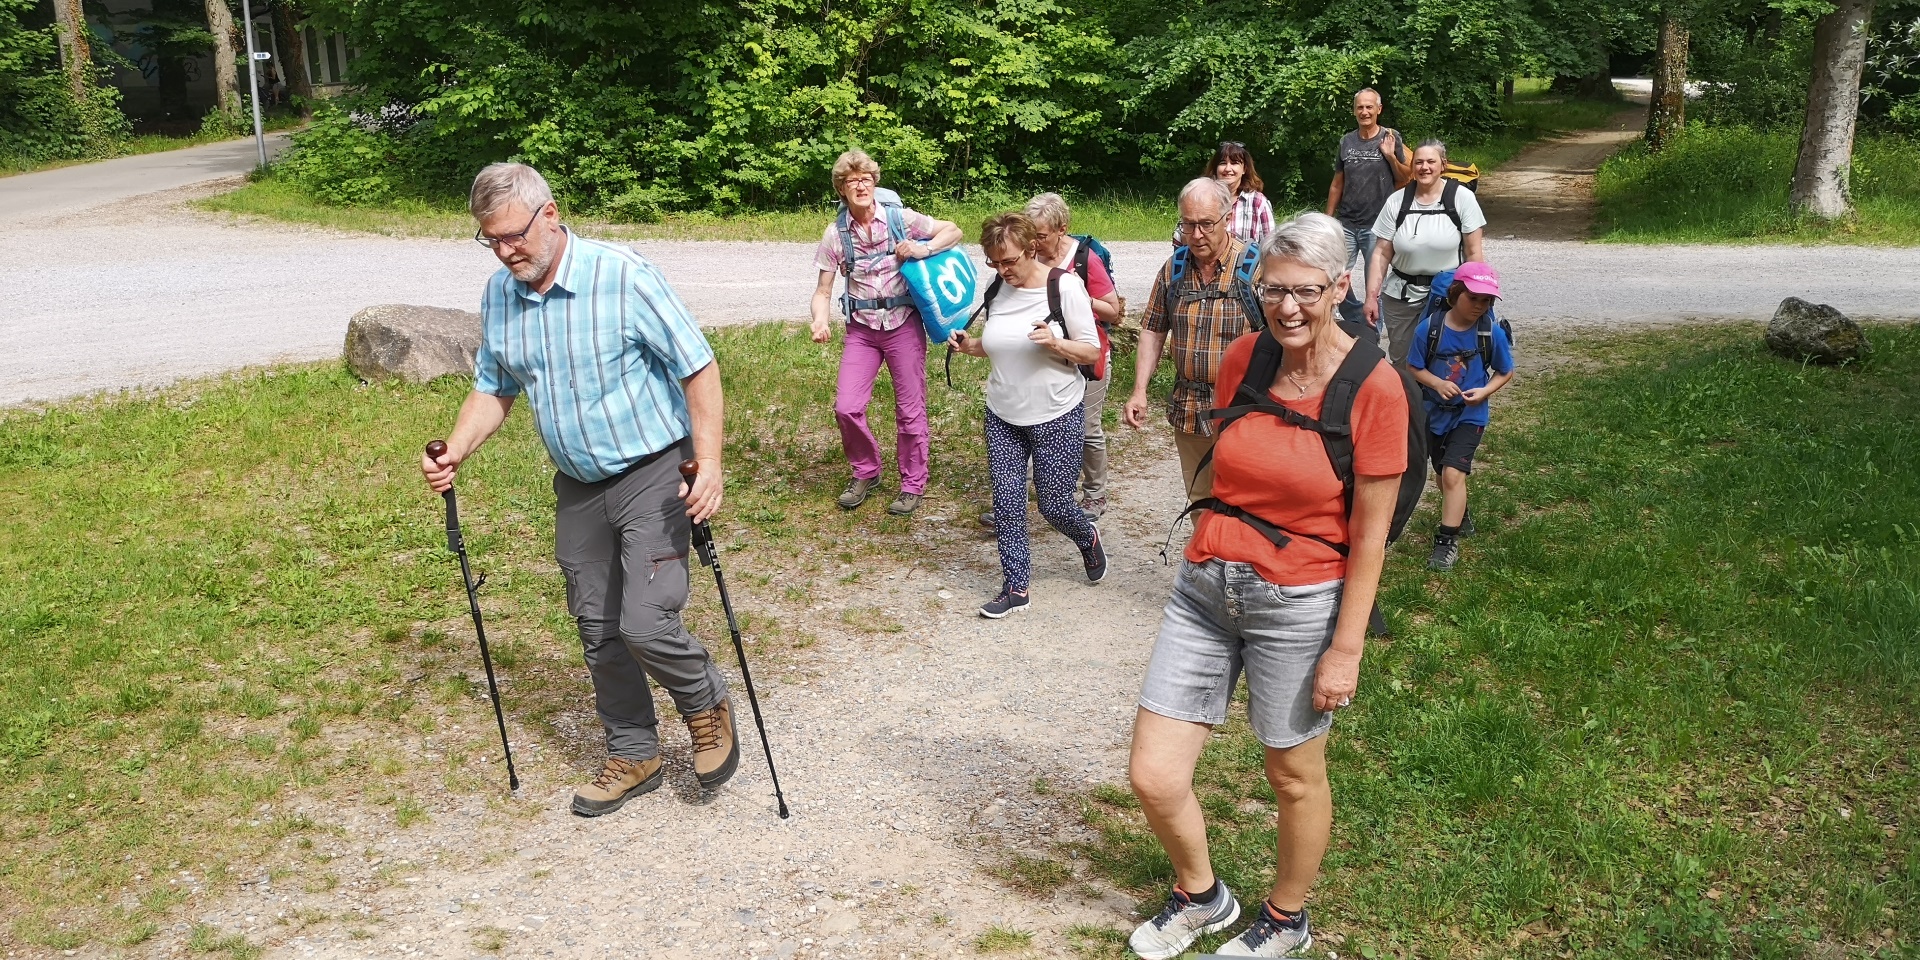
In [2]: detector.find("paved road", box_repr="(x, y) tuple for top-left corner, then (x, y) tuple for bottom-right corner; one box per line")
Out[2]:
(0, 133), (291, 226)
(4, 159), (1919, 407)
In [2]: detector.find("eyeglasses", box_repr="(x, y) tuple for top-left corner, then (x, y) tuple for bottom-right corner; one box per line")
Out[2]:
(842, 175), (876, 188)
(984, 254), (1025, 270)
(1176, 216), (1223, 232)
(1252, 283), (1329, 305)
(474, 205), (546, 249)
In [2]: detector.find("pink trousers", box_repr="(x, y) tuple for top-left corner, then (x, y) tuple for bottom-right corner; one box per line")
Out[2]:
(834, 321), (930, 494)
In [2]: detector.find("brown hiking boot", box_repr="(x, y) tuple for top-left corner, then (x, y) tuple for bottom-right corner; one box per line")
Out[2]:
(685, 699), (739, 789)
(570, 755), (663, 817)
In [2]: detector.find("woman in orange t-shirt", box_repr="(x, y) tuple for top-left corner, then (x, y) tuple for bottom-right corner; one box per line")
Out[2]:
(1124, 212), (1408, 960)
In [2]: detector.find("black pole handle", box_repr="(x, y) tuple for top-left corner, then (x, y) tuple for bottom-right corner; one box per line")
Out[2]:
(426, 441), (462, 552)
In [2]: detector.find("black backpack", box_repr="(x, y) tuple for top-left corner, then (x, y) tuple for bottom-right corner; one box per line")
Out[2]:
(1169, 321), (1429, 554)
(945, 268), (1100, 388)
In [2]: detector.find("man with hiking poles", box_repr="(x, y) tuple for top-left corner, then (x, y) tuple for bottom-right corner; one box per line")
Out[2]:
(419, 162), (740, 817)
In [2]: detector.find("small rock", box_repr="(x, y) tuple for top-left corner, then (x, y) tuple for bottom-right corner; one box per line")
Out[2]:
(1765, 297), (1871, 364)
(936, 590), (954, 600)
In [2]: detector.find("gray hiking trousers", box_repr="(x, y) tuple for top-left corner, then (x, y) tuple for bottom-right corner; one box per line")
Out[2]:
(553, 438), (727, 761)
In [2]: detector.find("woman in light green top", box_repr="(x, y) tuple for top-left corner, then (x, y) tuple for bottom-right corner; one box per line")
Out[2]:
(1364, 140), (1486, 369)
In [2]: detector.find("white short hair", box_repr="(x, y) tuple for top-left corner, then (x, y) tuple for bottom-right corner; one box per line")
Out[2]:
(469, 162), (554, 220)
(1177, 177), (1232, 218)
(1024, 192), (1071, 230)
(1261, 212), (1351, 286)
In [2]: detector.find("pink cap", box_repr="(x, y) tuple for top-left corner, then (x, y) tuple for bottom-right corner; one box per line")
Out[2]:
(1454, 261), (1501, 297)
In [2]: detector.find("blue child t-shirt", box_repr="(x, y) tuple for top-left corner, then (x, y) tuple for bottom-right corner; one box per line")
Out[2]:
(1408, 316), (1515, 435)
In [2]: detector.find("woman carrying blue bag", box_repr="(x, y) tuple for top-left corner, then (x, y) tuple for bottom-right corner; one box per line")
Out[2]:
(809, 150), (963, 516)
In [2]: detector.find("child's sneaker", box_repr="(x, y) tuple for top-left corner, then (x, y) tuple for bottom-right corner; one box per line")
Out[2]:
(1459, 509), (1476, 538)
(1427, 532), (1460, 572)
(1128, 883), (1241, 960)
(1216, 902), (1312, 956)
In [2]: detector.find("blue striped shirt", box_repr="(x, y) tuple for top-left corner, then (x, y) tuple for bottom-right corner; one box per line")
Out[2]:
(474, 230), (715, 482)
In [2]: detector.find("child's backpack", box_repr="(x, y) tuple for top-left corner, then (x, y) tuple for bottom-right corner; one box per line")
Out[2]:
(835, 187), (976, 344)
(945, 269), (1103, 388)
(1414, 266), (1514, 374)
(1164, 240), (1265, 332)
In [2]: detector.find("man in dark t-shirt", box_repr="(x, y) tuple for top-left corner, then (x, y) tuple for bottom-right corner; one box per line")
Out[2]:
(1326, 87), (1411, 326)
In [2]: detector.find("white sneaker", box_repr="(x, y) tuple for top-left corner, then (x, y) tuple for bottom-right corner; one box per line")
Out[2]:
(1215, 903), (1312, 957)
(1128, 883), (1241, 960)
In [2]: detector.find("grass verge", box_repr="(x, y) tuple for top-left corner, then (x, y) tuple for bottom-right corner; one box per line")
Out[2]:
(1080, 323), (1920, 958)
(1595, 125), (1920, 244)
(0, 321), (1069, 947)
(0, 115), (306, 179)
(197, 82), (1621, 242)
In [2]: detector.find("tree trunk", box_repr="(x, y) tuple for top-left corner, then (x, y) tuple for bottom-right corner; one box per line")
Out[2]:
(1645, 12), (1689, 151)
(51, 0), (92, 99)
(1503, 75), (1515, 103)
(1790, 0), (1875, 220)
(204, 0), (242, 117)
(270, 0), (313, 111)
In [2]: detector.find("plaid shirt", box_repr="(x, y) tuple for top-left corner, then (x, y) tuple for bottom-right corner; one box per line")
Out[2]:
(474, 229), (716, 482)
(1170, 190), (1276, 245)
(1141, 235), (1261, 436)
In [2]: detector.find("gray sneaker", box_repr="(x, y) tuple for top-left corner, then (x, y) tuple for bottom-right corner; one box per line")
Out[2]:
(1215, 903), (1311, 957)
(1428, 533), (1459, 572)
(837, 477), (876, 510)
(1128, 884), (1241, 960)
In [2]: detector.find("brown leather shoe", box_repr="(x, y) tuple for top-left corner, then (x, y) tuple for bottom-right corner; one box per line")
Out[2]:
(570, 755), (663, 817)
(685, 699), (739, 789)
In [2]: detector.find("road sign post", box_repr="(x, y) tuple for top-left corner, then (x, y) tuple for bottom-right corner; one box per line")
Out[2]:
(239, 0), (268, 168)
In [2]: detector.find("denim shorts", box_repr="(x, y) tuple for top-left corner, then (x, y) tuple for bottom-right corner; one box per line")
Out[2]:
(1137, 559), (1343, 749)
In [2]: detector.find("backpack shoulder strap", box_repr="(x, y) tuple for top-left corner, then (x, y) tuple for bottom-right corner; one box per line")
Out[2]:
(1233, 241), (1266, 331)
(1440, 179), (1463, 233)
(836, 206), (856, 278)
(1393, 186), (1416, 231)
(1185, 329), (1283, 492)
(1165, 245), (1191, 319)
(883, 202), (908, 244)
(1047, 267), (1066, 322)
(1476, 313), (1495, 372)
(1073, 243), (1091, 286)
(1321, 338), (1387, 515)
(947, 275), (1005, 389)
(1425, 313), (1444, 370)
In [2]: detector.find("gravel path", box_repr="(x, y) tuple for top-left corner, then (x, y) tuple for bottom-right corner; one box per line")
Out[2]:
(6, 168), (1920, 407)
(138, 442), (1196, 960)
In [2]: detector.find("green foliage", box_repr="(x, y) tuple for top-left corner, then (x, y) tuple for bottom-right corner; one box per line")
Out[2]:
(1866, 16), (1920, 135)
(1595, 124), (1920, 242)
(278, 0), (1658, 213)
(0, 0), (130, 168)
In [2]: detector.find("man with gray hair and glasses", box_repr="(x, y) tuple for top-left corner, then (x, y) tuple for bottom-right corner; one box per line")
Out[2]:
(1124, 177), (1265, 499)
(420, 162), (739, 817)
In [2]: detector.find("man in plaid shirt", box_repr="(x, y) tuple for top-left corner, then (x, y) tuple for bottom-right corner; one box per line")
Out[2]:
(1123, 178), (1264, 499)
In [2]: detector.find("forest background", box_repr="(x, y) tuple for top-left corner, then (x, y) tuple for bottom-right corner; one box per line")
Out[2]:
(5, 0), (1919, 220)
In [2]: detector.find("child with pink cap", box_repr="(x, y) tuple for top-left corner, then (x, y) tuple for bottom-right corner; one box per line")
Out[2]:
(1406, 261), (1515, 571)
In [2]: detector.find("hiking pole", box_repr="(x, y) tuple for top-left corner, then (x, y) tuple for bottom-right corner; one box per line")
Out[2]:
(677, 460), (790, 819)
(424, 440), (520, 793)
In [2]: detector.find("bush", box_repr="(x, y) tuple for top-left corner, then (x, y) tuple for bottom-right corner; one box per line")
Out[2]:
(0, 74), (131, 168)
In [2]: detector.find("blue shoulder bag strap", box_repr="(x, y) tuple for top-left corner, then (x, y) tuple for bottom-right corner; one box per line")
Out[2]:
(1233, 241), (1265, 331)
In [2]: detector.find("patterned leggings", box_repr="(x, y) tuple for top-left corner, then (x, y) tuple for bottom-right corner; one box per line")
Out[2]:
(986, 405), (1097, 592)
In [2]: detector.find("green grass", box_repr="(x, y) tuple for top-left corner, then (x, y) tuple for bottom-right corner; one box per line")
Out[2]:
(1596, 125), (1920, 244)
(1079, 323), (1920, 959)
(974, 924), (1036, 953)
(199, 81), (1622, 242)
(0, 322), (1035, 946)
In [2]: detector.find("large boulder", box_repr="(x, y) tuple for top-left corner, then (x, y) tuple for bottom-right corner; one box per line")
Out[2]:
(344, 305), (483, 384)
(1765, 297), (1872, 365)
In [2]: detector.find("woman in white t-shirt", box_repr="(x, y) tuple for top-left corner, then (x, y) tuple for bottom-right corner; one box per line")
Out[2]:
(948, 213), (1109, 619)
(1364, 139), (1486, 370)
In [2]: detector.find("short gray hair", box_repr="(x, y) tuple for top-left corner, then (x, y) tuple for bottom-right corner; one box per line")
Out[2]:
(1355, 87), (1382, 105)
(1024, 192), (1071, 230)
(1260, 212), (1350, 286)
(1178, 177), (1232, 217)
(469, 162), (554, 220)
(1415, 138), (1448, 161)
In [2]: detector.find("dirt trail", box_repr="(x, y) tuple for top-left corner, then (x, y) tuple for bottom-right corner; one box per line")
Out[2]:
(115, 431), (1205, 960)
(1475, 102), (1648, 241)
